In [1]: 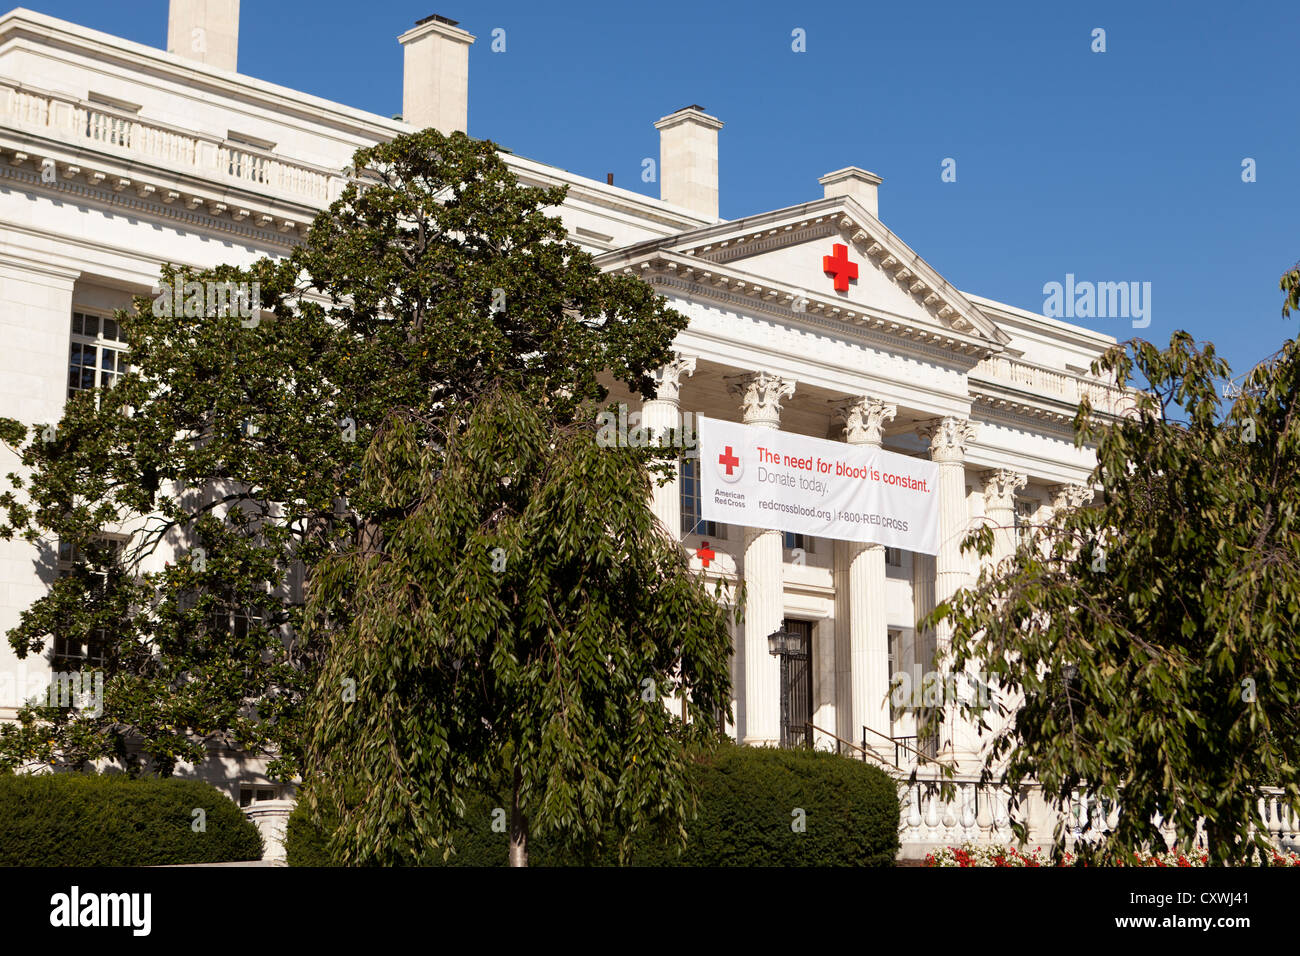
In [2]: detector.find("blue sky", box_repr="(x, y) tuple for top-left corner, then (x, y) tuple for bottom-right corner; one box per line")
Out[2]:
(22, 0), (1300, 382)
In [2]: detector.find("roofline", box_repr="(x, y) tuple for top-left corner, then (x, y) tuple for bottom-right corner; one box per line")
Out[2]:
(0, 7), (713, 231)
(965, 292), (1119, 347)
(0, 7), (411, 139)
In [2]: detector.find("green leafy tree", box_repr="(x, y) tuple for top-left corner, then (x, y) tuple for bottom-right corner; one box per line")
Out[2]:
(0, 129), (688, 780)
(926, 273), (1300, 864)
(302, 388), (733, 867)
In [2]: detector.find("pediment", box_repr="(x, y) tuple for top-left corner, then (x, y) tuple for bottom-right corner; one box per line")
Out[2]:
(603, 196), (1009, 348)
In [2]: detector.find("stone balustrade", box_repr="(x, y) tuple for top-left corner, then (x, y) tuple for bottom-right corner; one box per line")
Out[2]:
(897, 774), (1300, 860)
(971, 354), (1131, 419)
(0, 80), (343, 208)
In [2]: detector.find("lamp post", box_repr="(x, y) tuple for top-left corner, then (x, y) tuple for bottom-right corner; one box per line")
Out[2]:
(767, 628), (807, 748)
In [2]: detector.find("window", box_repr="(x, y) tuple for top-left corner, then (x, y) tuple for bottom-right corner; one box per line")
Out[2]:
(68, 311), (126, 400)
(53, 537), (124, 669)
(887, 629), (903, 725)
(239, 784), (282, 807)
(680, 457), (723, 539)
(211, 603), (266, 642)
(885, 547), (903, 567)
(783, 532), (813, 553)
(1015, 498), (1039, 548)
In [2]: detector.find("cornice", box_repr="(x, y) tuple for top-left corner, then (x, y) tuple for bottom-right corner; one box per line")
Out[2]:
(632, 260), (995, 368)
(970, 378), (1125, 429)
(970, 392), (1086, 434)
(0, 144), (306, 249)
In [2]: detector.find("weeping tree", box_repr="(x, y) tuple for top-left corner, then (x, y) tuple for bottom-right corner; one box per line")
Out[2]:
(926, 270), (1300, 864)
(303, 389), (734, 866)
(0, 127), (688, 779)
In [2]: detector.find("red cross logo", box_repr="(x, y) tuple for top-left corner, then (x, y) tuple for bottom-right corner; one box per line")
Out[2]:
(696, 541), (716, 568)
(716, 444), (742, 483)
(823, 243), (858, 292)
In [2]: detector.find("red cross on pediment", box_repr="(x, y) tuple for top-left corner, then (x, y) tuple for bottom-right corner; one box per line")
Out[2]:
(823, 242), (858, 292)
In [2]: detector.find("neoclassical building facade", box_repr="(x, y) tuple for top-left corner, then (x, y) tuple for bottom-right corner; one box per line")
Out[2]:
(0, 4), (1149, 857)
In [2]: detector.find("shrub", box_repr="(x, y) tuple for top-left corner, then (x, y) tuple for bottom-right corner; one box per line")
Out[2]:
(631, 743), (900, 867)
(288, 743), (900, 867)
(0, 772), (263, 866)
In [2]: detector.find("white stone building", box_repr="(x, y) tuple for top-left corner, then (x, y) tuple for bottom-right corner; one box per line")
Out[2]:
(9, 4), (1270, 862)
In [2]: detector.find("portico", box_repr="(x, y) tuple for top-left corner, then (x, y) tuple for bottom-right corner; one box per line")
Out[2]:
(597, 161), (1126, 769)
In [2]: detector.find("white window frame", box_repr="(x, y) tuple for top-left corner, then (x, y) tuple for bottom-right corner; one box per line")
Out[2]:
(68, 309), (127, 402)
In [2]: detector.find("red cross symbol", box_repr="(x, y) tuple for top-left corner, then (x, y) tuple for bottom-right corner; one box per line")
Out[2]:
(823, 243), (858, 292)
(718, 446), (740, 475)
(696, 541), (716, 568)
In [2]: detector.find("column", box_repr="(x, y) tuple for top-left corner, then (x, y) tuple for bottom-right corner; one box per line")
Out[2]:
(726, 371), (796, 746)
(640, 353), (696, 535)
(832, 396), (896, 757)
(916, 416), (979, 766)
(0, 260), (79, 720)
(908, 552), (937, 758)
(982, 469), (1027, 570)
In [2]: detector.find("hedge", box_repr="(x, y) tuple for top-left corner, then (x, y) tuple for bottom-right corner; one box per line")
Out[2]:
(289, 743), (900, 866)
(0, 772), (264, 866)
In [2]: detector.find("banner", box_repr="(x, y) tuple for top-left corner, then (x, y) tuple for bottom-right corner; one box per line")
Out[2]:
(698, 415), (940, 555)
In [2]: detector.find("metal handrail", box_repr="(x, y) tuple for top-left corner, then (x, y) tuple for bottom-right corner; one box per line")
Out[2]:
(803, 722), (899, 773)
(861, 723), (961, 775)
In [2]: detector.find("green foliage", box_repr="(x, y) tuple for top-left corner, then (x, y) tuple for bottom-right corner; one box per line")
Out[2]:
(288, 744), (899, 867)
(302, 387), (734, 866)
(0, 772), (262, 865)
(0, 127), (687, 780)
(625, 744), (900, 867)
(925, 276), (1300, 865)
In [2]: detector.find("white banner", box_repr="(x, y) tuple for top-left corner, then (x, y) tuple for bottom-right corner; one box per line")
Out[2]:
(698, 415), (940, 555)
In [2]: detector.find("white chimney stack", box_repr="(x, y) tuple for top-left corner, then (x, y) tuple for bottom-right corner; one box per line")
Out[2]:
(167, 0), (240, 73)
(399, 14), (475, 134)
(819, 166), (883, 219)
(654, 105), (723, 221)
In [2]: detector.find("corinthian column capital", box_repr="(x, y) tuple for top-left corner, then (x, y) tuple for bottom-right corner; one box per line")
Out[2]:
(649, 353), (697, 404)
(917, 416), (979, 463)
(982, 469), (1028, 511)
(1050, 482), (1095, 512)
(725, 371), (796, 427)
(832, 396), (897, 447)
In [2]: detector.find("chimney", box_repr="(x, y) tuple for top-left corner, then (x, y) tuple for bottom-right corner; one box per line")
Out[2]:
(654, 105), (723, 220)
(399, 14), (475, 134)
(819, 166), (883, 219)
(167, 0), (240, 72)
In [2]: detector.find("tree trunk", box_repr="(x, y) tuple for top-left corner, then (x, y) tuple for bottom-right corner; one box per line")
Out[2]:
(509, 764), (528, 867)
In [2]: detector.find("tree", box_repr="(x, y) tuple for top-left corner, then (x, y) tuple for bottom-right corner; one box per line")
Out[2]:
(0, 128), (688, 779)
(301, 388), (733, 866)
(926, 273), (1300, 864)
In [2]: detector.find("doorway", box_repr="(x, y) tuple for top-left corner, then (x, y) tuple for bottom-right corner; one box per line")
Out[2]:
(781, 618), (814, 747)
